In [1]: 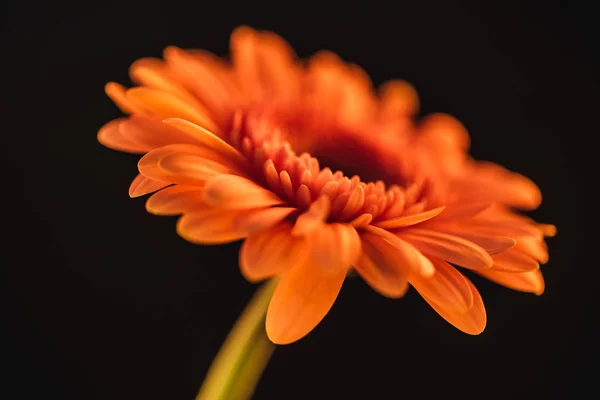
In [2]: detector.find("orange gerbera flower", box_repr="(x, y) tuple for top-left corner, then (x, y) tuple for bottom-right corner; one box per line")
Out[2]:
(99, 26), (555, 344)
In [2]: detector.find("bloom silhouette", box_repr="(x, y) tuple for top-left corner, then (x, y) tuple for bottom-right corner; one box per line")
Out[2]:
(99, 26), (555, 344)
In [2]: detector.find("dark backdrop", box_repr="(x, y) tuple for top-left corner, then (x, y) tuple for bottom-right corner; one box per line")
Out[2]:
(2, 1), (597, 399)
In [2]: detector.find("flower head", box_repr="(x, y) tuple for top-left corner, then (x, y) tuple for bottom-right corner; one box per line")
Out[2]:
(99, 26), (555, 344)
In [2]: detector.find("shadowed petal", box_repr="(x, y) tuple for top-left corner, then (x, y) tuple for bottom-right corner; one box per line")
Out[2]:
(129, 174), (170, 198)
(355, 233), (409, 298)
(240, 222), (306, 282)
(266, 259), (346, 344)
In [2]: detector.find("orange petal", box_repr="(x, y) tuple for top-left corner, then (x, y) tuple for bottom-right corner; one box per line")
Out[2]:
(176, 208), (249, 245)
(490, 249), (539, 273)
(374, 206), (445, 229)
(266, 258), (346, 344)
(477, 269), (544, 295)
(409, 257), (473, 313)
(307, 223), (361, 275)
(400, 228), (493, 270)
(349, 213), (373, 228)
(105, 82), (144, 114)
(114, 116), (204, 152)
(421, 224), (517, 255)
(233, 207), (296, 235)
(239, 221), (306, 282)
(354, 233), (409, 298)
(364, 226), (435, 277)
(98, 118), (148, 154)
(128, 174), (170, 198)
(125, 87), (218, 132)
(145, 185), (204, 215)
(435, 202), (492, 221)
(379, 79), (420, 117)
(138, 144), (243, 186)
(291, 195), (330, 236)
(423, 276), (486, 335)
(203, 174), (284, 209)
(514, 236), (550, 264)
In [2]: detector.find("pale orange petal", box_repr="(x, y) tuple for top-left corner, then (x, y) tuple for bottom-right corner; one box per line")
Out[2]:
(374, 206), (445, 229)
(409, 257), (473, 312)
(145, 185), (204, 215)
(355, 233), (409, 298)
(307, 223), (361, 275)
(364, 226), (435, 277)
(203, 174), (284, 209)
(98, 118), (148, 154)
(266, 258), (346, 344)
(400, 228), (493, 270)
(125, 87), (218, 132)
(128, 174), (170, 198)
(176, 208), (249, 245)
(239, 221), (306, 282)
(490, 249), (540, 273)
(422, 276), (487, 335)
(477, 269), (545, 295)
(105, 82), (144, 114)
(138, 144), (244, 186)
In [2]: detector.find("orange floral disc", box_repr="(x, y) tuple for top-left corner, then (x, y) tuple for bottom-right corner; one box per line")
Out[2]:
(99, 26), (555, 344)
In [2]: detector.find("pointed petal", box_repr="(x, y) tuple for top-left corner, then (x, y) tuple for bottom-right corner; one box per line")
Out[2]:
(240, 222), (306, 282)
(203, 174), (284, 209)
(364, 226), (435, 277)
(400, 228), (493, 270)
(490, 249), (540, 273)
(145, 185), (204, 215)
(477, 269), (545, 295)
(422, 276), (487, 335)
(105, 82), (143, 114)
(349, 213), (373, 229)
(409, 257), (473, 312)
(307, 223), (361, 275)
(128, 174), (170, 198)
(354, 233), (409, 298)
(176, 208), (249, 244)
(374, 206), (445, 229)
(266, 259), (346, 344)
(126, 87), (218, 132)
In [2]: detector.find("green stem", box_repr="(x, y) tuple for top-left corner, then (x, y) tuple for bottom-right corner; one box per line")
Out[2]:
(196, 279), (278, 400)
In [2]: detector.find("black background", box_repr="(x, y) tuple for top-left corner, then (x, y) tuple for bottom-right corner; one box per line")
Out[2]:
(2, 1), (597, 399)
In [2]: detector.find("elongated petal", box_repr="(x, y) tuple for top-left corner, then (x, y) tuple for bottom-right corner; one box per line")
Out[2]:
(98, 119), (147, 154)
(490, 249), (539, 273)
(421, 224), (516, 255)
(477, 269), (545, 295)
(365, 226), (435, 277)
(422, 277), (487, 335)
(355, 233), (409, 298)
(105, 82), (144, 114)
(409, 257), (473, 312)
(374, 206), (445, 229)
(126, 87), (218, 132)
(307, 223), (361, 275)
(128, 174), (170, 198)
(176, 208), (249, 244)
(240, 222), (306, 282)
(266, 259), (346, 344)
(145, 185), (204, 215)
(291, 195), (330, 236)
(435, 202), (492, 221)
(400, 228), (493, 270)
(203, 174), (284, 209)
(233, 207), (295, 235)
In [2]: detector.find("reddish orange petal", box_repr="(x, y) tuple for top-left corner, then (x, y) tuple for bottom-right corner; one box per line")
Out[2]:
(239, 222), (306, 282)
(374, 206), (445, 229)
(379, 80), (420, 117)
(355, 233), (409, 298)
(266, 258), (346, 344)
(176, 208), (249, 245)
(490, 249), (540, 273)
(125, 87), (218, 132)
(105, 82), (143, 114)
(128, 174), (170, 198)
(364, 226), (435, 277)
(422, 276), (487, 335)
(203, 174), (284, 209)
(409, 257), (473, 313)
(138, 144), (244, 186)
(477, 269), (545, 295)
(400, 228), (493, 270)
(145, 185), (204, 215)
(307, 223), (361, 275)
(435, 202), (492, 222)
(98, 118), (148, 154)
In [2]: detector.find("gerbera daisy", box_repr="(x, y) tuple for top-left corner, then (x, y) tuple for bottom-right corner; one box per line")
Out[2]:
(98, 26), (555, 344)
